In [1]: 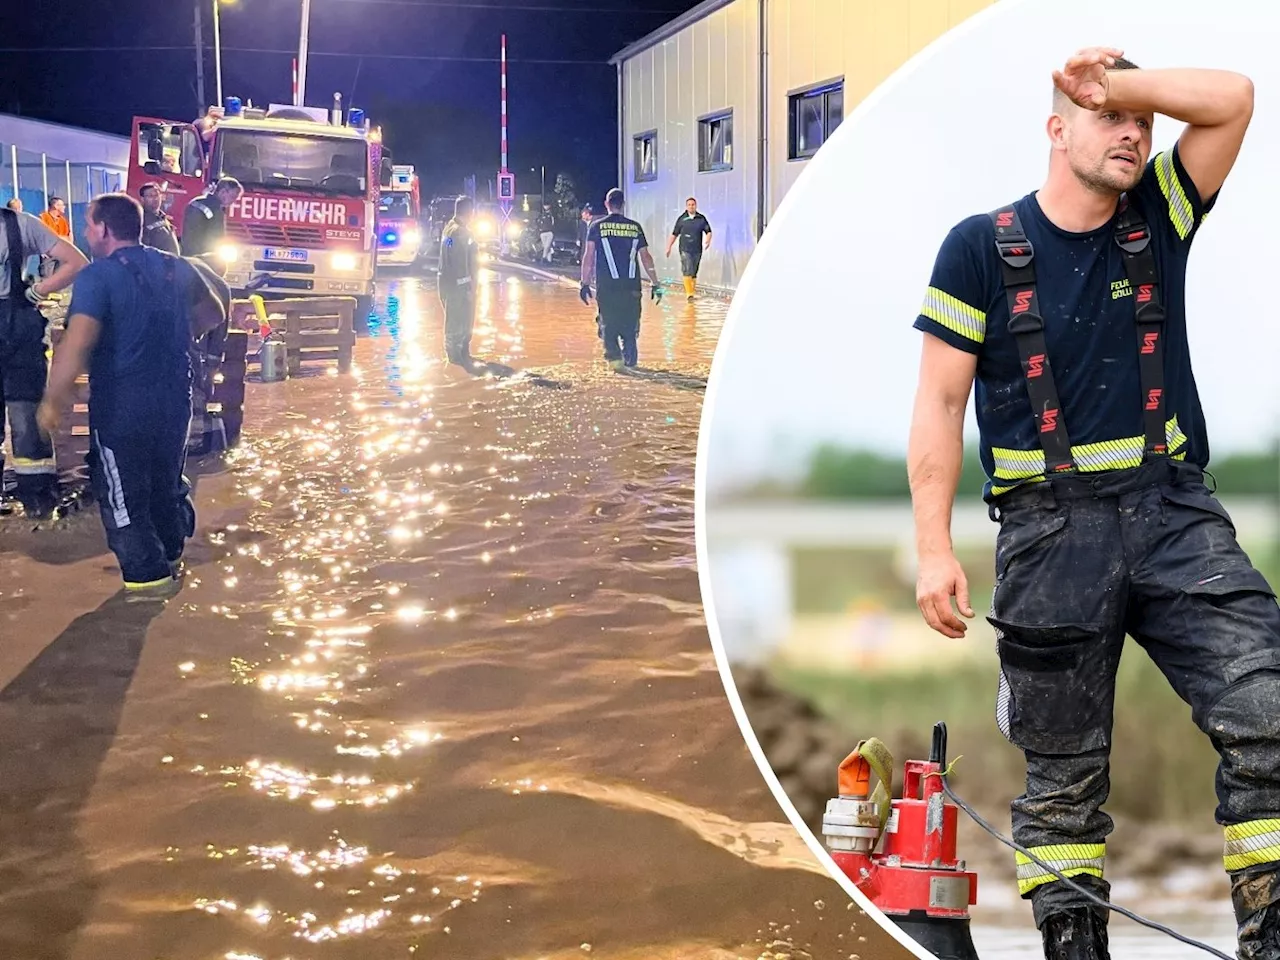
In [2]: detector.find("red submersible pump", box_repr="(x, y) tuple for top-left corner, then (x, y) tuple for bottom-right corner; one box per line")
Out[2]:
(822, 722), (980, 960)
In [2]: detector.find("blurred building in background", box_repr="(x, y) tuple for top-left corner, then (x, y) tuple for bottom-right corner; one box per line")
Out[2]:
(610, 0), (996, 293)
(0, 113), (129, 254)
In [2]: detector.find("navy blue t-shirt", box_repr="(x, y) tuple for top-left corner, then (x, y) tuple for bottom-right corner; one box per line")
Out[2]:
(68, 244), (206, 418)
(588, 213), (648, 292)
(914, 145), (1217, 500)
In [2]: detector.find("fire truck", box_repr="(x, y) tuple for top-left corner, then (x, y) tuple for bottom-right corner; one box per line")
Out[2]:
(375, 164), (423, 268)
(126, 97), (382, 321)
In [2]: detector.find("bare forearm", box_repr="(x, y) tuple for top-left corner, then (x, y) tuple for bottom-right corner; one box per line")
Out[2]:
(41, 242), (88, 293)
(580, 247), (596, 285)
(908, 398), (966, 557)
(639, 250), (659, 284)
(45, 344), (88, 407)
(1106, 68), (1253, 127)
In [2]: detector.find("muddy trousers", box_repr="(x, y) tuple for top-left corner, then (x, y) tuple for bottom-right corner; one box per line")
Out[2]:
(439, 288), (475, 363)
(0, 303), (55, 495)
(596, 286), (641, 365)
(88, 407), (194, 589)
(988, 459), (1280, 931)
(680, 249), (702, 297)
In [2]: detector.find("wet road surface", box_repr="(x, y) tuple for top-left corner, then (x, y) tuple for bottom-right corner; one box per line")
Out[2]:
(0, 268), (910, 960)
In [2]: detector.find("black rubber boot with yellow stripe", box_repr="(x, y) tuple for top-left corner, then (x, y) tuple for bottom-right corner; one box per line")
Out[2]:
(1232, 866), (1280, 960)
(1040, 908), (1110, 960)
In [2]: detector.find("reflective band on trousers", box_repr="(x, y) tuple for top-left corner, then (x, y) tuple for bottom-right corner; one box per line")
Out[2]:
(1224, 820), (1280, 872)
(1015, 844), (1105, 896)
(12, 457), (57, 475)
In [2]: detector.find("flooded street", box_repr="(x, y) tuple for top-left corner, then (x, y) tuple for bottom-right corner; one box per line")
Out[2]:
(0, 268), (906, 960)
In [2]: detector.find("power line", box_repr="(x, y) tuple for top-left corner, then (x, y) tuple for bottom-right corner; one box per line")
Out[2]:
(326, 0), (685, 10)
(0, 45), (610, 64)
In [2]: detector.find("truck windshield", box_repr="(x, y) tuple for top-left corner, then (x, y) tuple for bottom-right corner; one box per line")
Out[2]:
(379, 193), (414, 218)
(217, 131), (368, 197)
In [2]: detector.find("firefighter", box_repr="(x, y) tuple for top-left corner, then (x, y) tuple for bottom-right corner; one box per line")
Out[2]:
(579, 188), (661, 370)
(907, 48), (1265, 960)
(37, 194), (226, 599)
(0, 201), (87, 515)
(664, 197), (712, 300)
(575, 204), (594, 265)
(180, 177), (243, 258)
(437, 196), (477, 366)
(139, 183), (181, 255)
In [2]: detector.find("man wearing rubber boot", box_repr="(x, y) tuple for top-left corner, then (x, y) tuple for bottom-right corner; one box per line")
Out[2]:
(580, 189), (662, 370)
(437, 196), (478, 367)
(0, 203), (87, 515)
(907, 48), (1276, 959)
(665, 197), (712, 301)
(37, 194), (225, 600)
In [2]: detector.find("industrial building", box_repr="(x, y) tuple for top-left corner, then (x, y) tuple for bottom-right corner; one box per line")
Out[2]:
(610, 0), (996, 292)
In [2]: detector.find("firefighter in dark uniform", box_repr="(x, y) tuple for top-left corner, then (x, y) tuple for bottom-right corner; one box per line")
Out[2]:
(437, 196), (477, 366)
(907, 49), (1267, 960)
(38, 194), (225, 600)
(664, 197), (712, 300)
(0, 203), (88, 514)
(180, 177), (243, 258)
(579, 189), (661, 370)
(139, 182), (181, 255)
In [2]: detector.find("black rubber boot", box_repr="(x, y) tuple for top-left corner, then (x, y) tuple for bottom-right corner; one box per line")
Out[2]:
(1233, 868), (1280, 959)
(1041, 908), (1110, 960)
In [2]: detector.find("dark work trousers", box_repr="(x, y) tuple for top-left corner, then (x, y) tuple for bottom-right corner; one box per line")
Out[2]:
(596, 284), (641, 366)
(88, 402), (194, 587)
(679, 247), (702, 279)
(0, 298), (55, 493)
(439, 287), (475, 363)
(988, 457), (1280, 928)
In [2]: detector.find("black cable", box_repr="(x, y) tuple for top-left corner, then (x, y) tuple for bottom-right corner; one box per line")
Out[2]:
(938, 773), (1234, 960)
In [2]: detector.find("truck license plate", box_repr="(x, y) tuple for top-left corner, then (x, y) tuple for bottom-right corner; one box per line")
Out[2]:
(264, 247), (308, 262)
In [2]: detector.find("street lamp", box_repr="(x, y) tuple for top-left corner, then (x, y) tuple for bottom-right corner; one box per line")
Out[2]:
(213, 0), (235, 106)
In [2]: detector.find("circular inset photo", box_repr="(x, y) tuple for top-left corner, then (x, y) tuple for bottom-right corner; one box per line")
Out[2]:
(696, 1), (1280, 958)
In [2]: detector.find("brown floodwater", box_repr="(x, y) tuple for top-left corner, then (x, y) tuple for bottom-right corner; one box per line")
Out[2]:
(0, 269), (912, 960)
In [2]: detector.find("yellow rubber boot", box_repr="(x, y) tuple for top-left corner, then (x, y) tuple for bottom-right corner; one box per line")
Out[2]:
(683, 276), (695, 298)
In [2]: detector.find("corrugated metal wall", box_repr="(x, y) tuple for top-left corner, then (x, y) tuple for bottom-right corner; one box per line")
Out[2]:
(616, 0), (997, 292)
(621, 0), (760, 290)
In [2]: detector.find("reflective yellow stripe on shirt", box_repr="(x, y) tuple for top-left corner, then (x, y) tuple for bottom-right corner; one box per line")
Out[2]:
(1153, 150), (1197, 241)
(1015, 844), (1106, 896)
(989, 416), (1188, 496)
(920, 286), (986, 344)
(1224, 820), (1280, 872)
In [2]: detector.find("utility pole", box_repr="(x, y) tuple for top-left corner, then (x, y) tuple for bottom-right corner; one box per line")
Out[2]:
(194, 1), (206, 111)
(297, 0), (312, 106)
(213, 0), (224, 105)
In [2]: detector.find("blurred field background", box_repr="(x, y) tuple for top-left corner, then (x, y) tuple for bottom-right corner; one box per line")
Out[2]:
(705, 443), (1280, 920)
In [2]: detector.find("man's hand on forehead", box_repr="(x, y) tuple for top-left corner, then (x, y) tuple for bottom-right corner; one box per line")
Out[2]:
(1053, 46), (1126, 110)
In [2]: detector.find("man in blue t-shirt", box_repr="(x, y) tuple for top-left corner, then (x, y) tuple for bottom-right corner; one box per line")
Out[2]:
(908, 48), (1274, 958)
(37, 193), (225, 600)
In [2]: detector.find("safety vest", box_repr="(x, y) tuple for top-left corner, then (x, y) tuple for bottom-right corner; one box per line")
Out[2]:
(988, 199), (1167, 476)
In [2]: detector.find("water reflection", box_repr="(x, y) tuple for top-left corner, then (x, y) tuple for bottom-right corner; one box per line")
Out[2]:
(0, 272), (909, 960)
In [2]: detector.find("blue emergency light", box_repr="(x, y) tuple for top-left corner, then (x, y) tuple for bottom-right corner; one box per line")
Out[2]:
(348, 108), (366, 128)
(224, 96), (243, 117)
(381, 230), (399, 245)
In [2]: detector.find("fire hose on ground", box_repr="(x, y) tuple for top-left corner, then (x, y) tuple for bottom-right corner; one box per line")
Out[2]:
(822, 722), (1233, 960)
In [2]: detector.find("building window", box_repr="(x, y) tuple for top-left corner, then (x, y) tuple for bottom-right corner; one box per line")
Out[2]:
(698, 111), (733, 173)
(788, 81), (844, 160)
(633, 131), (658, 182)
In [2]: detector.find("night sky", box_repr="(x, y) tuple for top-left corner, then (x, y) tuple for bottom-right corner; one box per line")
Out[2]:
(0, 0), (702, 207)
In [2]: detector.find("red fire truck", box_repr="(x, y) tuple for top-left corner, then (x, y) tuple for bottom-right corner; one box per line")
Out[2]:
(126, 98), (382, 320)
(375, 164), (423, 268)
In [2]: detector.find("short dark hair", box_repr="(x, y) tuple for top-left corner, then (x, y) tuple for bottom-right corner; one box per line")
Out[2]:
(139, 182), (161, 199)
(49, 196), (65, 206)
(686, 196), (697, 203)
(454, 196), (473, 218)
(605, 188), (624, 210)
(215, 176), (243, 195)
(1054, 56), (1140, 112)
(89, 193), (143, 243)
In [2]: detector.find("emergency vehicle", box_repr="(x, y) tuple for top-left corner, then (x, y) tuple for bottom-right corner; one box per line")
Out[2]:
(375, 164), (423, 268)
(127, 97), (382, 320)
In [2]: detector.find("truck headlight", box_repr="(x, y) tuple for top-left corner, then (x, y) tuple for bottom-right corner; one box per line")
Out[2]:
(506, 223), (523, 239)
(475, 219), (493, 237)
(401, 227), (421, 246)
(332, 252), (359, 271)
(216, 243), (240, 264)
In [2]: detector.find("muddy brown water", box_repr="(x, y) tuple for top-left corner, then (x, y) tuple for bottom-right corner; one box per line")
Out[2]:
(0, 271), (912, 960)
